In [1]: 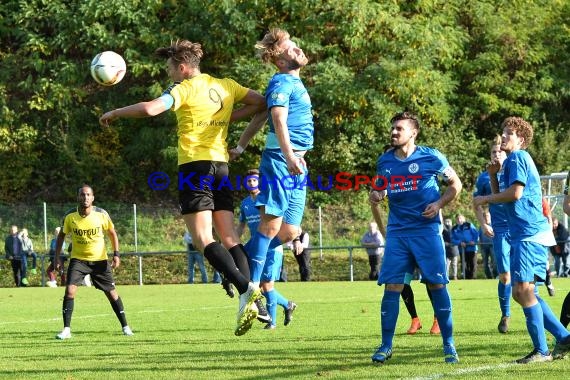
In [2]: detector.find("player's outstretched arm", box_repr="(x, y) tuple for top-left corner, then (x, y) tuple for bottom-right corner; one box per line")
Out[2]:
(473, 201), (493, 238)
(229, 111), (268, 160)
(99, 97), (169, 126)
(474, 183), (524, 207)
(230, 89), (266, 122)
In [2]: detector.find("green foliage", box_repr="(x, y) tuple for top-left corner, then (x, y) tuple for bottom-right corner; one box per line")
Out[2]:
(1, 0), (569, 210)
(528, 117), (570, 175)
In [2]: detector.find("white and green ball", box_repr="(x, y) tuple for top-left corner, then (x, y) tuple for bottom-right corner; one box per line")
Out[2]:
(90, 51), (126, 86)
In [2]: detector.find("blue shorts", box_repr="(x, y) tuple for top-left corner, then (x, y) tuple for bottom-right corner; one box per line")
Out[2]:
(256, 149), (307, 226)
(379, 235), (448, 285)
(261, 246), (284, 282)
(510, 240), (548, 283)
(493, 231), (512, 274)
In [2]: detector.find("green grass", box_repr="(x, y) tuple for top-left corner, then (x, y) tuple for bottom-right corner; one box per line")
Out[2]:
(0, 279), (569, 379)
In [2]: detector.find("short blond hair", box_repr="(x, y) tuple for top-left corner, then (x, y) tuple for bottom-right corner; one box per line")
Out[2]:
(255, 28), (290, 64)
(156, 39), (203, 68)
(490, 134), (502, 148)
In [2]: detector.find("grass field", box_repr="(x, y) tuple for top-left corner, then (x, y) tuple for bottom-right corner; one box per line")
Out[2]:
(1, 279), (569, 379)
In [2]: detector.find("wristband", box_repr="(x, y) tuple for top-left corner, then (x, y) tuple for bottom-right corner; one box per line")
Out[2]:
(235, 145), (245, 154)
(113, 251), (120, 258)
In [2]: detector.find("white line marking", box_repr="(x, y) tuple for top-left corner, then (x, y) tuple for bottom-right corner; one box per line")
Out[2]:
(407, 363), (514, 380)
(0, 305), (234, 326)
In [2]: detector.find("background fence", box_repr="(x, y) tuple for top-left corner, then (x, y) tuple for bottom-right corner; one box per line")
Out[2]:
(1, 173), (567, 287)
(1, 245), (380, 288)
(3, 240), (566, 288)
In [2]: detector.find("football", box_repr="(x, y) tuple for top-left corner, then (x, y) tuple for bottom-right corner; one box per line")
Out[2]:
(90, 51), (126, 86)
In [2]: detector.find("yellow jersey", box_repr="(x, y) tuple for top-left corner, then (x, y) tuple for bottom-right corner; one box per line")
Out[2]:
(62, 207), (114, 261)
(164, 74), (249, 165)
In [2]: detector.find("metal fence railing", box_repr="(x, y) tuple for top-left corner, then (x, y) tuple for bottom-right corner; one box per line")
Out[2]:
(2, 241), (566, 288)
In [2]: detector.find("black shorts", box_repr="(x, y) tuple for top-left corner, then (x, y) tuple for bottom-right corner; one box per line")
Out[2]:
(178, 160), (234, 214)
(66, 258), (116, 292)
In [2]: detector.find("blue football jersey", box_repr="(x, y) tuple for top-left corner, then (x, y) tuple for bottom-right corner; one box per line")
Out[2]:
(239, 195), (261, 233)
(376, 146), (451, 237)
(473, 170), (509, 232)
(502, 150), (550, 240)
(264, 73), (313, 151)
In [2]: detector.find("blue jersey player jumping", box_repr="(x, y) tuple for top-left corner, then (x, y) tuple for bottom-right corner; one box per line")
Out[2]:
(370, 111), (462, 365)
(237, 169), (297, 329)
(238, 28), (314, 295)
(473, 135), (513, 333)
(474, 116), (570, 363)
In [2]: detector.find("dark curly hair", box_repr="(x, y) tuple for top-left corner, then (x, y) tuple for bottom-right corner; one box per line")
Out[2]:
(501, 117), (533, 148)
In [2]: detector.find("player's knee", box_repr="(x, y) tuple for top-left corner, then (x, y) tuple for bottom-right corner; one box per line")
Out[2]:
(65, 288), (77, 299)
(278, 226), (299, 243)
(385, 283), (404, 292)
(260, 281), (273, 292)
(511, 284), (531, 303)
(427, 283), (444, 290)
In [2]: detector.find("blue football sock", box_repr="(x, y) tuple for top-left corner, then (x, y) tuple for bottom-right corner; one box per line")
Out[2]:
(536, 295), (570, 342)
(498, 281), (511, 317)
(268, 236), (283, 250)
(430, 286), (454, 347)
(272, 289), (289, 308)
(380, 290), (400, 348)
(263, 290), (277, 326)
(523, 303), (549, 355)
(247, 231), (272, 283)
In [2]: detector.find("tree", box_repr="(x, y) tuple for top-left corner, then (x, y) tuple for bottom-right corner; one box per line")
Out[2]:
(1, 0), (568, 208)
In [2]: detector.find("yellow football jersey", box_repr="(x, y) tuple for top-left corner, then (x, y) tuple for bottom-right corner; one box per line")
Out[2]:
(62, 207), (114, 261)
(165, 74), (249, 165)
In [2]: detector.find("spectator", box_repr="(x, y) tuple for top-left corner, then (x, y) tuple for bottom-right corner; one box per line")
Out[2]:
(46, 227), (66, 287)
(442, 218), (459, 280)
(478, 212), (497, 279)
(19, 228), (38, 276)
(4, 225), (27, 287)
(361, 221), (385, 280)
(451, 214), (479, 279)
(288, 229), (311, 281)
(550, 217), (569, 278)
(212, 269), (222, 284)
(184, 230), (208, 284)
